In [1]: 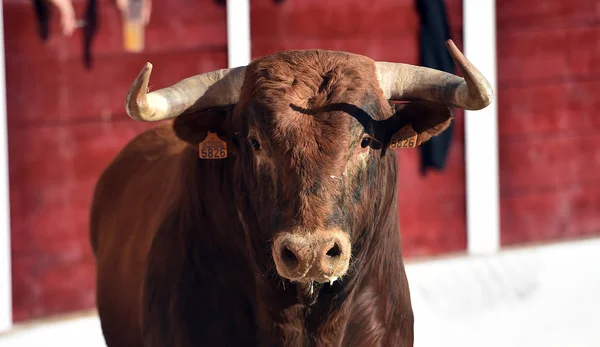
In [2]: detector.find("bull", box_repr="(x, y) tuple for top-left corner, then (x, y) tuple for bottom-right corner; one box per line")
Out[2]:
(90, 40), (492, 347)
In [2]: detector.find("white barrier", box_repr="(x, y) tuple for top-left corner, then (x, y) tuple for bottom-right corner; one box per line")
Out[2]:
(0, 0), (13, 334)
(464, 0), (500, 255)
(409, 237), (600, 347)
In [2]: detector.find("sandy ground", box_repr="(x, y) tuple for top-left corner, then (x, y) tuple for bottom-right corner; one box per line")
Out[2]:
(408, 237), (600, 347)
(1, 237), (599, 347)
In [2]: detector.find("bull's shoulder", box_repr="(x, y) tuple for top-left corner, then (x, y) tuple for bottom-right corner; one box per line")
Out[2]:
(89, 122), (187, 254)
(94, 122), (185, 190)
(117, 122), (186, 162)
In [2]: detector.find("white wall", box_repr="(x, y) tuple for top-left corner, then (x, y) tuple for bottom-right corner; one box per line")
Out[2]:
(0, 1), (13, 334)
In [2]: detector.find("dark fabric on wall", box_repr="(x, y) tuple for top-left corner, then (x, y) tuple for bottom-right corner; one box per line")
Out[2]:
(415, 0), (455, 175)
(32, 0), (51, 41)
(30, 0), (99, 70)
(83, 0), (99, 70)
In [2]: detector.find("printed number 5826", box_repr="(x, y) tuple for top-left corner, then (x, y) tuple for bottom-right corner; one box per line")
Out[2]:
(201, 148), (226, 158)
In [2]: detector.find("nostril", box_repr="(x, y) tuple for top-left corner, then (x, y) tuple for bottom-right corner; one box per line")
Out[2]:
(282, 246), (299, 266)
(326, 243), (341, 258)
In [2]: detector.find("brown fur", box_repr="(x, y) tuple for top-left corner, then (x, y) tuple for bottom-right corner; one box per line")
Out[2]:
(91, 50), (453, 347)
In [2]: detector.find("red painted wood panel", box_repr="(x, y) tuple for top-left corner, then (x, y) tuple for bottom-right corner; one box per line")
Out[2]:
(497, 0), (600, 246)
(251, 0), (419, 40)
(12, 250), (96, 321)
(8, 120), (153, 258)
(397, 142), (468, 258)
(5, 50), (228, 128)
(498, 80), (600, 136)
(498, 25), (600, 84)
(499, 132), (600, 193)
(5, 0), (227, 322)
(497, 0), (599, 31)
(502, 184), (600, 245)
(9, 120), (157, 321)
(399, 191), (467, 257)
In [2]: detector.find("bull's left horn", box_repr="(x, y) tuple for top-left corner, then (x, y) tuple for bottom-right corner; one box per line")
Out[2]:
(125, 63), (247, 122)
(376, 39), (493, 110)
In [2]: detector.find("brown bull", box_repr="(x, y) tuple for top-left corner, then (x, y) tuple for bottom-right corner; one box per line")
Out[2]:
(90, 40), (492, 347)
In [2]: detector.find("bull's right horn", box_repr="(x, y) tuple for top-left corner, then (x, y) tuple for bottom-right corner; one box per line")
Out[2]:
(125, 63), (247, 122)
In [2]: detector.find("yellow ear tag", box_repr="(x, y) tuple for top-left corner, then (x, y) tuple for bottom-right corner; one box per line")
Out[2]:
(198, 132), (227, 159)
(389, 125), (419, 149)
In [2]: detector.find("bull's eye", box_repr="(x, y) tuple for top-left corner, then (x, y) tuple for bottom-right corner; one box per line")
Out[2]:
(250, 138), (261, 150)
(360, 137), (371, 148)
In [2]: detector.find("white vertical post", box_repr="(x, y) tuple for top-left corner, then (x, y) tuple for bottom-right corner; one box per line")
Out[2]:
(463, 0), (500, 254)
(226, 0), (251, 68)
(0, 1), (13, 333)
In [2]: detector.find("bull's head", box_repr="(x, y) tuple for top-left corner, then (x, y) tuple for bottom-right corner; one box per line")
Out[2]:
(125, 40), (492, 303)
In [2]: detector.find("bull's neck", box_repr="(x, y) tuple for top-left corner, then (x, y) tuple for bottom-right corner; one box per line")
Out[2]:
(176, 151), (408, 345)
(183, 153), (248, 252)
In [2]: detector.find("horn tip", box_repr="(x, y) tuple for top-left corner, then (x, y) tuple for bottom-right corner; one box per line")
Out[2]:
(445, 39), (460, 54)
(480, 90), (495, 109)
(468, 89), (495, 111)
(125, 62), (155, 121)
(141, 62), (153, 76)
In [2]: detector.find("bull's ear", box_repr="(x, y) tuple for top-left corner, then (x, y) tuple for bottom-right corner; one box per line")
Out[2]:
(172, 105), (239, 156)
(385, 100), (453, 149)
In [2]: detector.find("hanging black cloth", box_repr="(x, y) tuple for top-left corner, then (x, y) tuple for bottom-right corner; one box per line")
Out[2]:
(31, 0), (98, 70)
(32, 0), (51, 41)
(82, 0), (99, 69)
(415, 0), (455, 175)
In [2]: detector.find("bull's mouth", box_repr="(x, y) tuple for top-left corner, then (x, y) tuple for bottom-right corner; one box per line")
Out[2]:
(291, 273), (343, 306)
(296, 281), (322, 306)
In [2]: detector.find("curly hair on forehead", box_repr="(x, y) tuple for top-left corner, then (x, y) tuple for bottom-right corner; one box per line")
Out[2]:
(243, 50), (392, 114)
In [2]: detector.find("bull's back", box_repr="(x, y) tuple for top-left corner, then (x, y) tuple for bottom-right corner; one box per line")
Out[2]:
(90, 123), (186, 347)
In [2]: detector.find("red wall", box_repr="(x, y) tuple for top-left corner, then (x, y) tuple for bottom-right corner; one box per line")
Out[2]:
(4, 0), (228, 322)
(496, 0), (600, 245)
(6, 0), (598, 324)
(5, 0), (465, 322)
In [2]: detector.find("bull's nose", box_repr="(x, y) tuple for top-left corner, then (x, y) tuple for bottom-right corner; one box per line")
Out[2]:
(272, 230), (351, 282)
(315, 238), (345, 276)
(278, 238), (313, 275)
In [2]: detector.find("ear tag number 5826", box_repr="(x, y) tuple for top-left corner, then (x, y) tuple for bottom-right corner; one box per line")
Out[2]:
(199, 132), (227, 159)
(389, 134), (418, 149)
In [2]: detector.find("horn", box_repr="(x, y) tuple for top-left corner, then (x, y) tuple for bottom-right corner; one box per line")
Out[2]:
(125, 62), (247, 122)
(375, 40), (493, 110)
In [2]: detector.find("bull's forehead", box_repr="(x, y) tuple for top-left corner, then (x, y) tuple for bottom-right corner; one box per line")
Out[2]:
(271, 110), (356, 177)
(243, 49), (389, 150)
(243, 49), (389, 118)
(238, 51), (391, 190)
